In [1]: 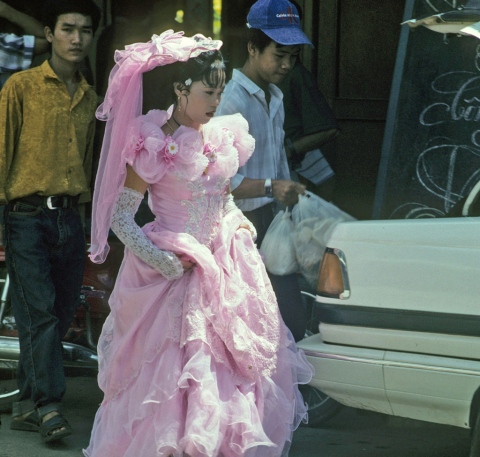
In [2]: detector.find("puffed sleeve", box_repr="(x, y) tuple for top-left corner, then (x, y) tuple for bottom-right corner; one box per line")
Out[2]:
(123, 117), (168, 184)
(218, 113), (255, 167)
(123, 113), (208, 184)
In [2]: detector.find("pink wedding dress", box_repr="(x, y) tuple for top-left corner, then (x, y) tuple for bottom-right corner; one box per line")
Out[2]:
(84, 110), (313, 457)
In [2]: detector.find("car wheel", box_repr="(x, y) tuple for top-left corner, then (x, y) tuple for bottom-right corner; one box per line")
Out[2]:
(470, 407), (480, 457)
(299, 384), (343, 427)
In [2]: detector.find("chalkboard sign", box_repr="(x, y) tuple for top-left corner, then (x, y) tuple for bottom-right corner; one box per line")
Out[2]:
(374, 0), (480, 219)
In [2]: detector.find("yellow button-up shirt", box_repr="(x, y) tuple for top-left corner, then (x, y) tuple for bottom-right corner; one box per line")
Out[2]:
(0, 60), (96, 205)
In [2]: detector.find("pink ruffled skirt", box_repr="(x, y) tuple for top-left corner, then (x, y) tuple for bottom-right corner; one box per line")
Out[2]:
(84, 216), (313, 457)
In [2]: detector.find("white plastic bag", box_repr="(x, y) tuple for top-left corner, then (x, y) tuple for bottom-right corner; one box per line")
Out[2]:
(292, 192), (355, 287)
(292, 191), (355, 227)
(292, 218), (321, 269)
(260, 209), (298, 276)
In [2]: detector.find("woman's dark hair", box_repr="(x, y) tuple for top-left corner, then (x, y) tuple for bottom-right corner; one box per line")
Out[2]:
(42, 0), (101, 34)
(142, 48), (226, 114)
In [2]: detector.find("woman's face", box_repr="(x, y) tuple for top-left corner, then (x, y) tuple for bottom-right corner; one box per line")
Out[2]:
(177, 72), (225, 130)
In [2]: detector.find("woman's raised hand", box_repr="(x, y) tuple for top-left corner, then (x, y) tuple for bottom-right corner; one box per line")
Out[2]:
(238, 222), (255, 236)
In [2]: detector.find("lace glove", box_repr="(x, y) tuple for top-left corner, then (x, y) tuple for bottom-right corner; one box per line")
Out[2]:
(111, 187), (184, 280)
(223, 193), (257, 241)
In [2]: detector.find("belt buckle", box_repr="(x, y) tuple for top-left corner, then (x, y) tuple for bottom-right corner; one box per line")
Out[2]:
(46, 196), (59, 210)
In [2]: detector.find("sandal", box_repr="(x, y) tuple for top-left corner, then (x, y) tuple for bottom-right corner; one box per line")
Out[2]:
(10, 408), (39, 432)
(39, 412), (72, 443)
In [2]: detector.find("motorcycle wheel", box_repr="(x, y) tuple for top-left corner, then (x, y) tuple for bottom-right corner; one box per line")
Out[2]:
(0, 360), (19, 413)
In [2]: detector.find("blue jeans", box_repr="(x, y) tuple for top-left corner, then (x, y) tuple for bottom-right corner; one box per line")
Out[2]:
(3, 202), (85, 409)
(243, 204), (307, 342)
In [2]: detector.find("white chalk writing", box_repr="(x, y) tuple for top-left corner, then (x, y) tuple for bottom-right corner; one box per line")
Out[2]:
(391, 45), (480, 218)
(419, 72), (480, 126)
(424, 0), (459, 13)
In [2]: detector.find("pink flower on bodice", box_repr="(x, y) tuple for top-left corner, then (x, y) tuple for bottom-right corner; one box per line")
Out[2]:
(132, 133), (145, 154)
(204, 142), (218, 164)
(222, 128), (235, 144)
(163, 137), (179, 167)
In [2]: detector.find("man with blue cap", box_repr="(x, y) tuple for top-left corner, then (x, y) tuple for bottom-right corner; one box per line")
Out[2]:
(217, 0), (313, 342)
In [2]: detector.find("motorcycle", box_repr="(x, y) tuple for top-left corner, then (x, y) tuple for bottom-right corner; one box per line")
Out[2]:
(0, 239), (124, 412)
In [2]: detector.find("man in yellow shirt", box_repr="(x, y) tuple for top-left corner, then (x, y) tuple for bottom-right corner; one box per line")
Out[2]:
(0, 0), (100, 444)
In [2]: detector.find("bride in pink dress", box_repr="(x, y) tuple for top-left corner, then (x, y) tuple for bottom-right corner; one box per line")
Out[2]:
(84, 30), (313, 457)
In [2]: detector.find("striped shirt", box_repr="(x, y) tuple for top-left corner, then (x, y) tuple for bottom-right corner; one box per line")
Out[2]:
(216, 69), (290, 212)
(295, 148), (334, 186)
(0, 33), (35, 89)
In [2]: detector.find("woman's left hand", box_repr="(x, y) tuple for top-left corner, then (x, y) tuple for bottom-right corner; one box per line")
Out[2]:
(238, 222), (254, 236)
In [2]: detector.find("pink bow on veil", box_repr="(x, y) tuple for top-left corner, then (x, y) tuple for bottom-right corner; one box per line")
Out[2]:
(125, 31), (221, 63)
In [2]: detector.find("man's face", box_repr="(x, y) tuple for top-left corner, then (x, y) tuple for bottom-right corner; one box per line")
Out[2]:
(250, 41), (300, 86)
(45, 13), (93, 64)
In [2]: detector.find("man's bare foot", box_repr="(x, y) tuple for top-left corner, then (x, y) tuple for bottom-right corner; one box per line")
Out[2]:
(42, 411), (67, 435)
(10, 409), (39, 431)
(13, 411), (32, 422)
(39, 411), (72, 443)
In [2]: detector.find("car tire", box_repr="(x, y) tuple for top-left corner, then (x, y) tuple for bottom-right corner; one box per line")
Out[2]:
(299, 384), (343, 427)
(470, 408), (480, 457)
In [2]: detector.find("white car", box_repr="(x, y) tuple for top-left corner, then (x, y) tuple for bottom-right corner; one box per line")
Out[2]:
(297, 192), (480, 455)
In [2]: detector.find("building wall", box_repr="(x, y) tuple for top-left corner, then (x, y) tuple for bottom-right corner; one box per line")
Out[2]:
(313, 0), (405, 219)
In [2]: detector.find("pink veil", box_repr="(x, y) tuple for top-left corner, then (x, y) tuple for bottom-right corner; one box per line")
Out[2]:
(90, 30), (222, 263)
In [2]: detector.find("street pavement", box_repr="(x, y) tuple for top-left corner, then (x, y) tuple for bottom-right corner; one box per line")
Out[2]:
(0, 376), (472, 457)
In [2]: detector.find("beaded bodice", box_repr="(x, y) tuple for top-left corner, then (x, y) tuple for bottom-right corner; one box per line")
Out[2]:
(148, 172), (231, 246)
(127, 110), (255, 246)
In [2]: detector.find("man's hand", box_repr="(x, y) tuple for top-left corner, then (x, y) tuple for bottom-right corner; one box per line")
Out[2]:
(0, 2), (46, 38)
(232, 178), (306, 204)
(272, 180), (306, 207)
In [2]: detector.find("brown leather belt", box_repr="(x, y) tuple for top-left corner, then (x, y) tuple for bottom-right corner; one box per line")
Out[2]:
(13, 194), (80, 210)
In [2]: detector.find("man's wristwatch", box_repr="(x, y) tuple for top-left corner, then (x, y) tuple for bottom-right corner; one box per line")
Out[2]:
(264, 178), (274, 198)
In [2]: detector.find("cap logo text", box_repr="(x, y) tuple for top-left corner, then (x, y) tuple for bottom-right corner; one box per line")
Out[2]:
(277, 7), (299, 24)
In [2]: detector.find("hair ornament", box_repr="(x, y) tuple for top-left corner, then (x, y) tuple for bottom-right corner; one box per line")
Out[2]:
(185, 78), (192, 86)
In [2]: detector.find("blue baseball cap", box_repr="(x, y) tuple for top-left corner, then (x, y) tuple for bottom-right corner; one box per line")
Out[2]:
(247, 0), (313, 47)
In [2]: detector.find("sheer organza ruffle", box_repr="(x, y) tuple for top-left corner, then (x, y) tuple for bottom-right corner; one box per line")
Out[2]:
(84, 336), (311, 457)
(96, 208), (295, 401)
(84, 211), (313, 457)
